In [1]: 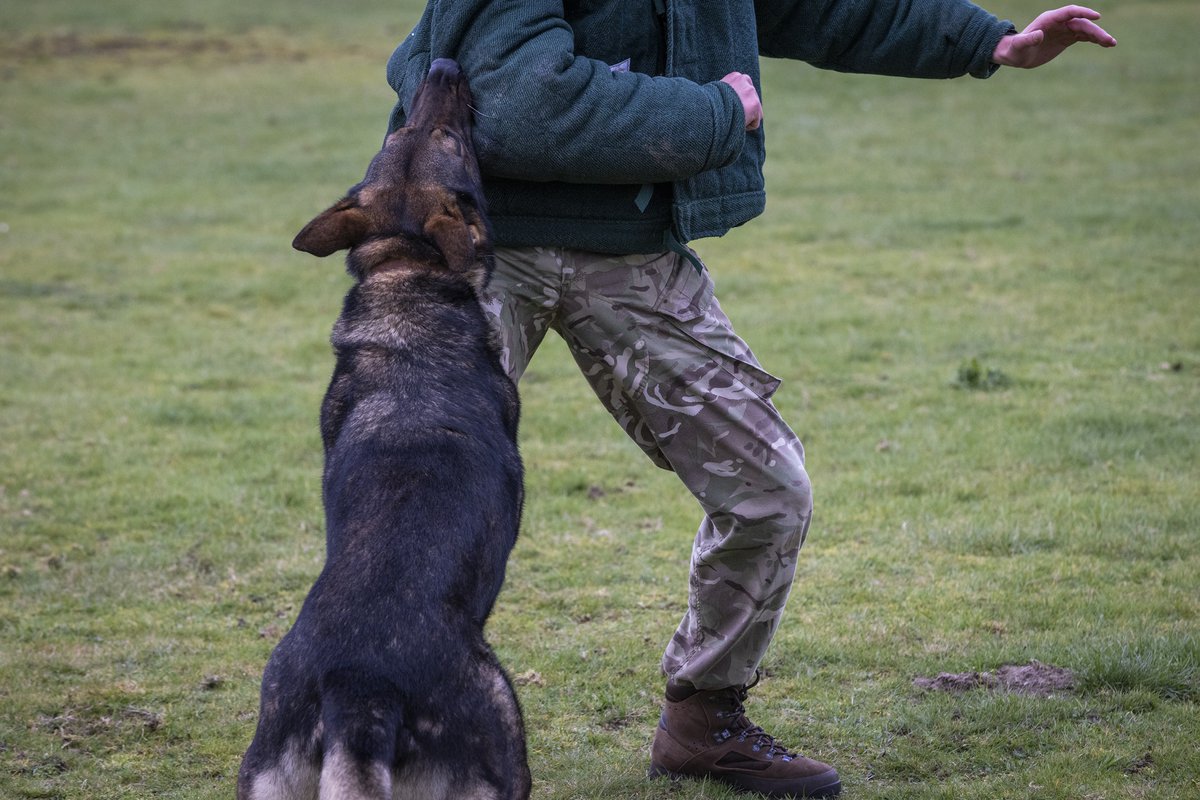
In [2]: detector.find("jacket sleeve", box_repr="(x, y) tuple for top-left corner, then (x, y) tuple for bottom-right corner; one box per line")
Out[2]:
(405, 0), (747, 185)
(755, 0), (1015, 79)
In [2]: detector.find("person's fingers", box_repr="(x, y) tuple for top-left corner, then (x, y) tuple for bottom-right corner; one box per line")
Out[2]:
(1066, 17), (1118, 46)
(1027, 5), (1100, 35)
(721, 72), (762, 131)
(1047, 5), (1103, 23)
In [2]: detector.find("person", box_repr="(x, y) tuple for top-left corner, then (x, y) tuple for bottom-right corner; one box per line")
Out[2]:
(383, 2), (1116, 797)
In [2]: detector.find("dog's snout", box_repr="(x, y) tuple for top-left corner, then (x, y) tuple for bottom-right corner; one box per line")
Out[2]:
(403, 56), (473, 138)
(429, 58), (462, 84)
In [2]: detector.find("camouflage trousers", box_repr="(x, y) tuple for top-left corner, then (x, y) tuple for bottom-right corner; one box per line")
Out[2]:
(480, 246), (812, 691)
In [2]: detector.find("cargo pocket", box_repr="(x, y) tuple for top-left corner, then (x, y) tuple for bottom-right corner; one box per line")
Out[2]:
(651, 251), (782, 400)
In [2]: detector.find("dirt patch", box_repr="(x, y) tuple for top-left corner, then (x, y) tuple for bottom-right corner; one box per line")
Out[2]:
(512, 670), (545, 688)
(1124, 752), (1154, 775)
(34, 706), (164, 747)
(600, 710), (639, 731)
(914, 660), (1075, 698)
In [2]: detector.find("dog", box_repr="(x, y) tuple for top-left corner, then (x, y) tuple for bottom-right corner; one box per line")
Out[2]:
(237, 59), (530, 800)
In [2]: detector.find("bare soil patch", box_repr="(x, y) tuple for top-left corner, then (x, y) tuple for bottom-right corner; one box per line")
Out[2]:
(34, 705), (164, 748)
(914, 660), (1076, 698)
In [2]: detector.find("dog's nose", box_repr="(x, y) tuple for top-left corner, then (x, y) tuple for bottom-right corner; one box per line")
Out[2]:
(429, 58), (462, 82)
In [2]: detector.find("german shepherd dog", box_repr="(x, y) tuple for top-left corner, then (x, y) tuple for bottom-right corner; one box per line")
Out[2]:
(237, 59), (530, 800)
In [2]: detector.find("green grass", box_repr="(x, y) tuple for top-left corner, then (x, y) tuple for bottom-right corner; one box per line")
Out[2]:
(1, 1), (1197, 798)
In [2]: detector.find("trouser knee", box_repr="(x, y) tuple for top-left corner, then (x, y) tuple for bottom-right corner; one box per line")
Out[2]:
(702, 445), (812, 556)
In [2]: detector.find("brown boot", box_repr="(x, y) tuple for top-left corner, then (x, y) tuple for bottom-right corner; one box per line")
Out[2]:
(648, 678), (841, 798)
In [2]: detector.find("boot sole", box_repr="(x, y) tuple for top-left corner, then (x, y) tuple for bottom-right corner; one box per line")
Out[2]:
(648, 762), (842, 798)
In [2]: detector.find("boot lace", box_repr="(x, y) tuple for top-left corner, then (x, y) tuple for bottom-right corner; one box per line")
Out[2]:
(712, 675), (800, 762)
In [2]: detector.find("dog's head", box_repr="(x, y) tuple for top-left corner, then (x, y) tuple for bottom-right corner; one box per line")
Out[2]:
(293, 59), (491, 289)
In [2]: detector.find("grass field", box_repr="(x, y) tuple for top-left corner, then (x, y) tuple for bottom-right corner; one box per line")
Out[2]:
(1, 1), (1197, 798)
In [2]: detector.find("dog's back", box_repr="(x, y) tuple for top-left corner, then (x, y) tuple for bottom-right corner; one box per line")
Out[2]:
(238, 60), (529, 800)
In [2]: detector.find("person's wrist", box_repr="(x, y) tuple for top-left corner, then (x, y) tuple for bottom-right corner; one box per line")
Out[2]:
(991, 33), (1016, 66)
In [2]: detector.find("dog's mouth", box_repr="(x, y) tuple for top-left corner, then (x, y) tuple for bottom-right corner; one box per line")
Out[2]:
(406, 59), (473, 133)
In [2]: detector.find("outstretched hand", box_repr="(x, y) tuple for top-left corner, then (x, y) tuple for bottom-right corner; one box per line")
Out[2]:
(992, 5), (1117, 69)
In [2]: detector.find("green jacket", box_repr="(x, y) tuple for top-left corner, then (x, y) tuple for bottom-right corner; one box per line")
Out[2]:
(386, 0), (1014, 254)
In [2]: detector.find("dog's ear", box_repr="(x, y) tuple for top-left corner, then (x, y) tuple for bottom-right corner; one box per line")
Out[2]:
(425, 206), (489, 273)
(293, 197), (369, 257)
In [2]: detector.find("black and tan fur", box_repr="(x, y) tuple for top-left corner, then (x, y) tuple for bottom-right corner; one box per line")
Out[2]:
(237, 59), (530, 800)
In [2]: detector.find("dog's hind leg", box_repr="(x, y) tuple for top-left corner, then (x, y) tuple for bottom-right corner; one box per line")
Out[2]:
(237, 682), (322, 800)
(472, 654), (532, 800)
(390, 656), (529, 800)
(237, 737), (320, 800)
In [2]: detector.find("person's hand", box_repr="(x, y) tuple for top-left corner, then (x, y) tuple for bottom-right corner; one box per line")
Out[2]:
(992, 5), (1117, 69)
(721, 72), (762, 131)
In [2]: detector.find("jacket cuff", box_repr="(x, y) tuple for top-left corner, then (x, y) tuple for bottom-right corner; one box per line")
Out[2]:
(970, 20), (1019, 79)
(705, 80), (746, 171)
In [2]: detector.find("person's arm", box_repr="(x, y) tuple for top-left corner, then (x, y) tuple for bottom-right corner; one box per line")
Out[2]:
(990, 5), (1116, 68)
(755, 0), (1016, 78)
(416, 0), (747, 185)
